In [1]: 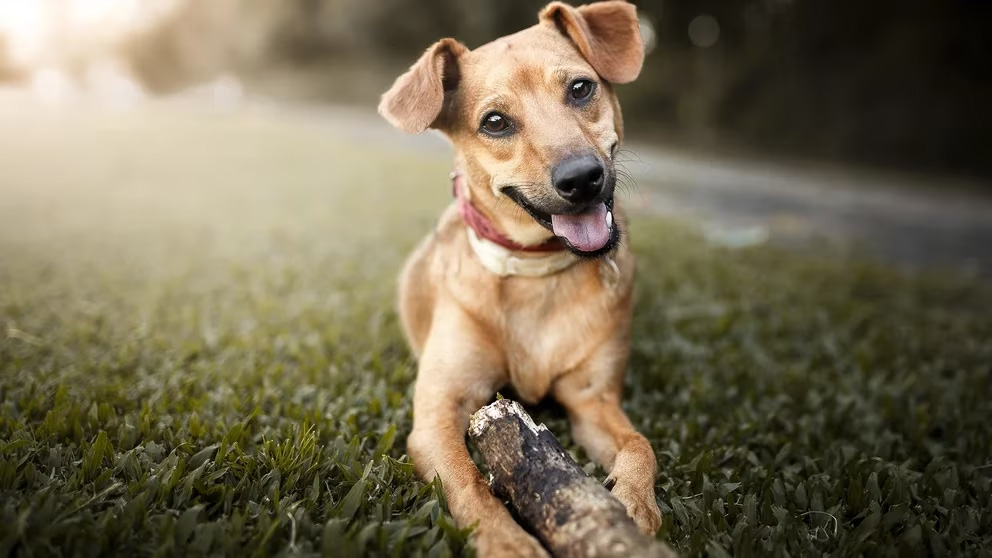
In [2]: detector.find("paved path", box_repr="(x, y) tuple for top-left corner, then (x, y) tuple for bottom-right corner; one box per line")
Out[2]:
(293, 103), (992, 275)
(7, 86), (991, 276)
(622, 145), (992, 275)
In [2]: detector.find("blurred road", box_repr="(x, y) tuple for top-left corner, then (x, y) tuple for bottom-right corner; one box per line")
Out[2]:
(293, 103), (992, 276)
(3, 86), (991, 276)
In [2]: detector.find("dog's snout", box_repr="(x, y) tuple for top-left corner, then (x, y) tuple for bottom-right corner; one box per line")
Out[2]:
(552, 154), (604, 203)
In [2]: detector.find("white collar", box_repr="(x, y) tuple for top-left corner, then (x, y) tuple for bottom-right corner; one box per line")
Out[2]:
(466, 226), (579, 277)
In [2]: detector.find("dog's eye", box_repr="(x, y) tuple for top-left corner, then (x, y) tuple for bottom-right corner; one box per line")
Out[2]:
(480, 112), (512, 136)
(569, 79), (596, 103)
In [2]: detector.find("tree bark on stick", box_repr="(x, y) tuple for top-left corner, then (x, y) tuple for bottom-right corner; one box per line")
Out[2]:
(468, 399), (678, 558)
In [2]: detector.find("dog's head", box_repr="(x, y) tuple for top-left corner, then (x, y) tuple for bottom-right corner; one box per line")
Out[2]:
(379, 1), (643, 257)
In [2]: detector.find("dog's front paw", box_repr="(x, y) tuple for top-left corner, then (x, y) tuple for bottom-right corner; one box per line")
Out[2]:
(473, 524), (549, 558)
(607, 474), (662, 535)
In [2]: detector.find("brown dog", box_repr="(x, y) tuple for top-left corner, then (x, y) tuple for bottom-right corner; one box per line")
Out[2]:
(379, 2), (660, 556)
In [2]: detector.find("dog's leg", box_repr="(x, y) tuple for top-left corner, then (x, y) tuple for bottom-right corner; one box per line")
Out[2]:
(552, 345), (662, 535)
(408, 306), (548, 558)
(397, 237), (435, 357)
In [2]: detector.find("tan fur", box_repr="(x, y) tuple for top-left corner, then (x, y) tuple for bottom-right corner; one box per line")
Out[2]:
(539, 1), (645, 84)
(381, 3), (659, 556)
(380, 38), (468, 134)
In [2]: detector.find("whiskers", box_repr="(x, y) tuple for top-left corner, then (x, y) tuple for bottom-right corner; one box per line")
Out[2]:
(613, 149), (644, 203)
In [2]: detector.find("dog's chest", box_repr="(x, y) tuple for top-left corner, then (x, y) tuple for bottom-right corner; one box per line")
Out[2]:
(499, 271), (622, 403)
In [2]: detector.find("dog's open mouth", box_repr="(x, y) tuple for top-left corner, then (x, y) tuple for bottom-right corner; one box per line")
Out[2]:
(501, 188), (619, 257)
(550, 201), (614, 253)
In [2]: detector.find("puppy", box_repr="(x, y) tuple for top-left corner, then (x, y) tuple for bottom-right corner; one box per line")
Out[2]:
(379, 2), (660, 556)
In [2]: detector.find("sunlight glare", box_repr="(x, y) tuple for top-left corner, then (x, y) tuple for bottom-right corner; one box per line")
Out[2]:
(0, 0), (179, 66)
(0, 1), (47, 63)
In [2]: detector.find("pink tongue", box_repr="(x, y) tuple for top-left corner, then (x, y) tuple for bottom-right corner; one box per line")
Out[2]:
(551, 203), (610, 252)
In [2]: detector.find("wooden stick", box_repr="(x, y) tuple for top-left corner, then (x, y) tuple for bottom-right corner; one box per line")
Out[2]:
(468, 399), (678, 558)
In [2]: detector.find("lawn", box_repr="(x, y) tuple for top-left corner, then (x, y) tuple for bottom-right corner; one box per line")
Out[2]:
(1, 102), (990, 558)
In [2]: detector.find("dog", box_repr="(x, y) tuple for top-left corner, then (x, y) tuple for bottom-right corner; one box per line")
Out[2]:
(378, 2), (660, 556)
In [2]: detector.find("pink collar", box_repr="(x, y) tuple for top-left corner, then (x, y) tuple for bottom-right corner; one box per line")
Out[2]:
(452, 172), (565, 253)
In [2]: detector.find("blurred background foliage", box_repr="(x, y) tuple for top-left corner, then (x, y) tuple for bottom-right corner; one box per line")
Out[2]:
(1, 0), (990, 177)
(110, 0), (992, 180)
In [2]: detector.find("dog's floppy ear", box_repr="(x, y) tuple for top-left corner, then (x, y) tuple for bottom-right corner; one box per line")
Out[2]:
(379, 38), (467, 134)
(539, 1), (644, 84)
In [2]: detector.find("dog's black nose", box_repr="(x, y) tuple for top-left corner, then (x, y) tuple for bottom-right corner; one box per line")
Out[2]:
(552, 154), (604, 203)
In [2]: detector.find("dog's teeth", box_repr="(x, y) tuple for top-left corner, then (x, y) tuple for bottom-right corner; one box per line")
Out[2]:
(606, 211), (613, 229)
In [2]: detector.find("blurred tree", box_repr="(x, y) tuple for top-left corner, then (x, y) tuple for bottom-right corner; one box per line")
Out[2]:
(121, 0), (992, 179)
(624, 0), (992, 177)
(0, 35), (22, 83)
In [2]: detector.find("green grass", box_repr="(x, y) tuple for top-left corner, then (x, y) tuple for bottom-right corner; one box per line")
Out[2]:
(1, 103), (990, 557)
